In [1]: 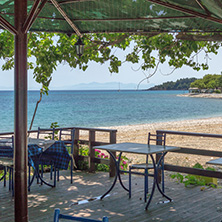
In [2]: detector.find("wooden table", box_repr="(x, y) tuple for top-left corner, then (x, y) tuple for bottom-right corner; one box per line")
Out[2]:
(93, 142), (180, 210)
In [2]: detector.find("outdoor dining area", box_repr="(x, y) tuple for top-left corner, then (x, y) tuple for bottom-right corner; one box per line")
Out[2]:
(1, 1), (222, 221)
(1, 127), (222, 221)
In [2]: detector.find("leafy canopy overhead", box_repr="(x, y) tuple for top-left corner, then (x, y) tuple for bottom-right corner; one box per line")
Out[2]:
(0, 31), (221, 93)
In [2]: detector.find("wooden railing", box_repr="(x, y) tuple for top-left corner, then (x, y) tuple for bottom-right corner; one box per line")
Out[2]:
(72, 127), (117, 177)
(156, 130), (222, 179)
(0, 127), (117, 177)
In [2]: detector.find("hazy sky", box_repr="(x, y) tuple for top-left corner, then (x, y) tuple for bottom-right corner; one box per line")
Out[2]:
(0, 47), (221, 90)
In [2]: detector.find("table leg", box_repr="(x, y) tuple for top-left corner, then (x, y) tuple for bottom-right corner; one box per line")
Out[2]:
(101, 151), (129, 200)
(145, 153), (172, 210)
(28, 161), (55, 189)
(35, 162), (55, 188)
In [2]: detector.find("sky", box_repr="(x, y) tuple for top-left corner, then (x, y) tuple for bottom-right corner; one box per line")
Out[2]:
(0, 47), (221, 90)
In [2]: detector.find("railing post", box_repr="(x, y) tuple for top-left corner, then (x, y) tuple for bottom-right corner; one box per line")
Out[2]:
(73, 128), (80, 169)
(156, 130), (163, 183)
(89, 130), (96, 172)
(109, 130), (117, 177)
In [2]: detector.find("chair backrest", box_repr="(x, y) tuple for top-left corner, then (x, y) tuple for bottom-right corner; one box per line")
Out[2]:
(37, 127), (55, 140)
(59, 129), (75, 154)
(148, 132), (166, 146)
(0, 135), (14, 158)
(54, 209), (109, 222)
(0, 136), (14, 149)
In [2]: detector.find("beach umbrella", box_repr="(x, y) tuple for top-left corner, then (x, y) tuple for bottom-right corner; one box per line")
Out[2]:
(1, 0), (222, 221)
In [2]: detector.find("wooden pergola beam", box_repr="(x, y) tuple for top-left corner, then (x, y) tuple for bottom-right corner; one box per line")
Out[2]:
(176, 33), (222, 41)
(50, 0), (82, 37)
(23, 0), (42, 33)
(0, 15), (17, 35)
(146, 0), (222, 25)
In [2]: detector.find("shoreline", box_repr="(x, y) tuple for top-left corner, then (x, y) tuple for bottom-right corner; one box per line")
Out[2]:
(178, 93), (222, 99)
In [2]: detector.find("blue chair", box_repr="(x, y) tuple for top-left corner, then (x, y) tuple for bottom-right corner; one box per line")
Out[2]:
(129, 132), (166, 202)
(54, 209), (109, 222)
(37, 127), (56, 183)
(0, 136), (14, 192)
(59, 128), (75, 183)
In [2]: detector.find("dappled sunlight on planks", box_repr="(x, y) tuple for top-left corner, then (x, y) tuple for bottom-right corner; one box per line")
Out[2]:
(1, 170), (222, 221)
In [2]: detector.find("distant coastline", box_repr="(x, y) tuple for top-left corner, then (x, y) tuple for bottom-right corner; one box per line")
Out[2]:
(178, 93), (222, 99)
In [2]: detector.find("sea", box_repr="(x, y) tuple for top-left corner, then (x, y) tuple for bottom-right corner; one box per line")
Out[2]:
(1, 90), (222, 133)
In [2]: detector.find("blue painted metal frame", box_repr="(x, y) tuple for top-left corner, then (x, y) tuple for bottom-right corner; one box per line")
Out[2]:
(59, 128), (75, 184)
(98, 144), (173, 210)
(0, 136), (14, 194)
(54, 209), (109, 222)
(128, 133), (166, 202)
(100, 151), (129, 200)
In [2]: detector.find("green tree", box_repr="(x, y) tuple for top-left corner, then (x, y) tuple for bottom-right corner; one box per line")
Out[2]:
(190, 79), (206, 89)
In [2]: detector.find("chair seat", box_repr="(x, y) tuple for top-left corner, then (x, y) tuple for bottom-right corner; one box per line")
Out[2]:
(130, 163), (154, 169)
(0, 157), (13, 166)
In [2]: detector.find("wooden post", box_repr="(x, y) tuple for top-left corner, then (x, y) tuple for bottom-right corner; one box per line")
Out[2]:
(73, 128), (79, 169)
(89, 130), (96, 172)
(109, 130), (117, 177)
(14, 0), (28, 221)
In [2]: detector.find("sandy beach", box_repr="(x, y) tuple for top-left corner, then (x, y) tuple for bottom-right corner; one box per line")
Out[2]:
(179, 93), (222, 99)
(96, 117), (222, 169)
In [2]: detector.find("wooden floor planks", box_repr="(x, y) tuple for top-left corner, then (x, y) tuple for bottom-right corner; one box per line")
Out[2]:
(0, 170), (222, 222)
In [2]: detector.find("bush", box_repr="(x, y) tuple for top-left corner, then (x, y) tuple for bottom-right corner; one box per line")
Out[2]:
(78, 145), (129, 172)
(215, 89), (221, 94)
(170, 162), (217, 188)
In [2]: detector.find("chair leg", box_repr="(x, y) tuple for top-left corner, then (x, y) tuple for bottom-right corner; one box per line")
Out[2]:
(50, 165), (53, 180)
(3, 167), (7, 187)
(54, 167), (56, 187)
(8, 167), (11, 191)
(144, 168), (148, 202)
(36, 164), (40, 184)
(57, 169), (59, 182)
(28, 165), (31, 192)
(129, 167), (132, 199)
(70, 160), (73, 184)
(11, 168), (14, 196)
(41, 164), (43, 185)
(162, 159), (165, 193)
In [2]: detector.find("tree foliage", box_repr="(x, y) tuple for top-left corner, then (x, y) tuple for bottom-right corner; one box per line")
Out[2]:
(0, 31), (221, 93)
(190, 74), (222, 89)
(148, 78), (197, 90)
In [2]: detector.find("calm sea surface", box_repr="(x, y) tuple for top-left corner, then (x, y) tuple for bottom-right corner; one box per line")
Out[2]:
(1, 90), (222, 133)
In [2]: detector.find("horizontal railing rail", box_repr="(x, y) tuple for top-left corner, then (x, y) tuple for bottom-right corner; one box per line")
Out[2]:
(156, 130), (222, 179)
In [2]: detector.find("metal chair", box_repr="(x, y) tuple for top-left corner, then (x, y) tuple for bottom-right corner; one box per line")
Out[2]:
(28, 127), (56, 187)
(37, 127), (55, 140)
(54, 209), (109, 222)
(129, 132), (166, 202)
(59, 128), (75, 183)
(0, 136), (14, 193)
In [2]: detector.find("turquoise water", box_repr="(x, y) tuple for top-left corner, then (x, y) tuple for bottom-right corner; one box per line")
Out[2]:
(1, 90), (222, 132)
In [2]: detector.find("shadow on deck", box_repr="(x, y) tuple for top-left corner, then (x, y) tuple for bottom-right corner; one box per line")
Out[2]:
(1, 170), (222, 222)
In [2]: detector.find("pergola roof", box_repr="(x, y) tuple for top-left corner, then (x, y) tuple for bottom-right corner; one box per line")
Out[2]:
(1, 0), (222, 35)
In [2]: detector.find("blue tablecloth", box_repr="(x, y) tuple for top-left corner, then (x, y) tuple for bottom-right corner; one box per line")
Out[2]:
(0, 141), (71, 170)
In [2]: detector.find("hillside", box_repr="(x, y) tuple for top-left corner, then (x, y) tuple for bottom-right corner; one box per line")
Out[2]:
(148, 78), (197, 90)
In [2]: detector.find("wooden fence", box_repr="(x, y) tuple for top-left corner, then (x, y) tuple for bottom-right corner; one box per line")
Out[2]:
(0, 127), (117, 177)
(156, 130), (222, 179)
(2, 128), (222, 179)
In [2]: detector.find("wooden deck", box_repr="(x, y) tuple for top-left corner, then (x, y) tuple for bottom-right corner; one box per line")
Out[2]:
(1, 170), (222, 222)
